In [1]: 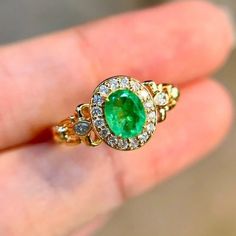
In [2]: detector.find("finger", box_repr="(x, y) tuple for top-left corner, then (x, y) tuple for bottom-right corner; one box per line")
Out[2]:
(0, 0), (234, 150)
(71, 216), (109, 236)
(0, 79), (232, 236)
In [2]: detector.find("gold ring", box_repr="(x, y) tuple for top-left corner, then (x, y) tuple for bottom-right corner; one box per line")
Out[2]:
(53, 75), (179, 151)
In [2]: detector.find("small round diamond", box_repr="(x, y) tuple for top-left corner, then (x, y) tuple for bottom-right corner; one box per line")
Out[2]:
(145, 101), (153, 109)
(147, 123), (155, 133)
(139, 90), (149, 101)
(129, 138), (139, 149)
(109, 78), (119, 90)
(92, 107), (102, 117)
(93, 94), (103, 106)
(148, 111), (156, 121)
(95, 119), (104, 128)
(154, 92), (169, 106)
(138, 132), (149, 143)
(130, 81), (141, 91)
(99, 85), (109, 95)
(118, 139), (129, 149)
(120, 77), (129, 88)
(99, 128), (109, 138)
(108, 136), (118, 147)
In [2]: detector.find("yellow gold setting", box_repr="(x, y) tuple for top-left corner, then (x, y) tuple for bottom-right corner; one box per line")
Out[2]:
(53, 75), (180, 151)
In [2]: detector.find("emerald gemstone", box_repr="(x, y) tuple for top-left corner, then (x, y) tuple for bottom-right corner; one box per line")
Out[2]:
(104, 89), (146, 138)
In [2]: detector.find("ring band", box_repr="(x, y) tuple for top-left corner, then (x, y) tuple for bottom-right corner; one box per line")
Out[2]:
(53, 75), (179, 151)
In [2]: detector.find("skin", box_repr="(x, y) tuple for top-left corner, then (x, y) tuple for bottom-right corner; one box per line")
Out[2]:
(0, 1), (234, 235)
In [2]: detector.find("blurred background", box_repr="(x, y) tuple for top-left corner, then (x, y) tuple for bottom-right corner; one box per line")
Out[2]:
(0, 0), (235, 235)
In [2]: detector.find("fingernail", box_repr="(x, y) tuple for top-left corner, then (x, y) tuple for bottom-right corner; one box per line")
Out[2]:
(220, 5), (236, 49)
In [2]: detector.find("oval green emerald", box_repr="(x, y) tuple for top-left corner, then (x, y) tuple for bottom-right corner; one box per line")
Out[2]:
(104, 89), (146, 138)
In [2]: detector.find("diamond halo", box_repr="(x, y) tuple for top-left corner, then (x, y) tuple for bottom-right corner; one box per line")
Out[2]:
(90, 76), (157, 151)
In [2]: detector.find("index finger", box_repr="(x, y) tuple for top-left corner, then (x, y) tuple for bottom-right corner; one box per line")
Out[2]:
(0, 0), (233, 150)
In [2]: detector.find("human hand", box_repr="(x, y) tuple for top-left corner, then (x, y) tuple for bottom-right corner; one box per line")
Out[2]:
(0, 1), (234, 235)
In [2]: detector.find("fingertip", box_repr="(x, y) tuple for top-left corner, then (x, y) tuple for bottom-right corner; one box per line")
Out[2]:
(156, 0), (235, 81)
(203, 79), (234, 140)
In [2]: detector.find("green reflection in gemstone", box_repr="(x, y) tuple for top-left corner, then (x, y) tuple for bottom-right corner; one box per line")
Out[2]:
(104, 89), (146, 138)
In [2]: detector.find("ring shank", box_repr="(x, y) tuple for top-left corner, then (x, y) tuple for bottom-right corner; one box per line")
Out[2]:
(52, 80), (179, 147)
